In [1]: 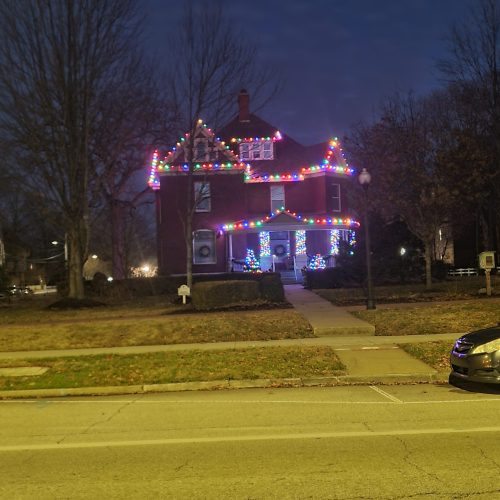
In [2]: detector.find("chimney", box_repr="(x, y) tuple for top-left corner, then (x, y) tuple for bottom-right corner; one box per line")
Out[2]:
(238, 89), (250, 122)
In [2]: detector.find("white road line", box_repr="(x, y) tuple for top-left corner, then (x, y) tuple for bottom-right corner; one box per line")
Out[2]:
(1, 426), (499, 452)
(369, 385), (404, 403)
(1, 398), (499, 405)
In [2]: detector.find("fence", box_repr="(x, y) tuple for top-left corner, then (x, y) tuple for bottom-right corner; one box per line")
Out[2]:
(447, 267), (500, 277)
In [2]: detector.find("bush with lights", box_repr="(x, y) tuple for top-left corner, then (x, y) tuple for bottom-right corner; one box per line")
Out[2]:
(308, 254), (326, 270)
(243, 249), (261, 272)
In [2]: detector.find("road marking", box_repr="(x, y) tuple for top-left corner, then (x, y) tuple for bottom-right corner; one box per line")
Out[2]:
(369, 385), (403, 403)
(1, 426), (499, 453)
(1, 398), (499, 405)
(334, 346), (400, 351)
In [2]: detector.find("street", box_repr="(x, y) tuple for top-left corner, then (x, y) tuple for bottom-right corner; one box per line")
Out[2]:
(1, 385), (499, 499)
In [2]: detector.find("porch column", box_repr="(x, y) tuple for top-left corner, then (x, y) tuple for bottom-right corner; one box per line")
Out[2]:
(228, 233), (233, 271)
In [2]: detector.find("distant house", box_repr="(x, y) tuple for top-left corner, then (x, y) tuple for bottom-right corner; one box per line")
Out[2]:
(148, 90), (359, 279)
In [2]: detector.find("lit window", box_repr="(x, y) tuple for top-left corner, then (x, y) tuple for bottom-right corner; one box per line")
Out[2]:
(270, 184), (285, 212)
(194, 181), (211, 212)
(331, 183), (341, 212)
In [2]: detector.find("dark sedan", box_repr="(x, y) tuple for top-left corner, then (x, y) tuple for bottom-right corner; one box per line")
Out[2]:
(450, 326), (500, 387)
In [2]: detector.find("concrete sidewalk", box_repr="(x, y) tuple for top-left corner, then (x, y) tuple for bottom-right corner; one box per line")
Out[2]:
(284, 284), (375, 336)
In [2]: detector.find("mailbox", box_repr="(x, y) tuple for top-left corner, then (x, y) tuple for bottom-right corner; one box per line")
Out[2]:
(479, 251), (495, 270)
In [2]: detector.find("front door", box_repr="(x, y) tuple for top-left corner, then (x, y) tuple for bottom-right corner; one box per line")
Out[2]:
(270, 231), (290, 270)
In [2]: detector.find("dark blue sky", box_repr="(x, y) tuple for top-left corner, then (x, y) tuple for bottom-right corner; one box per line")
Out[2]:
(144, 0), (471, 145)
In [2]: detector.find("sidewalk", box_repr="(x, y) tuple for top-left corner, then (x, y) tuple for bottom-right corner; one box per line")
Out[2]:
(284, 284), (375, 336)
(0, 286), (458, 398)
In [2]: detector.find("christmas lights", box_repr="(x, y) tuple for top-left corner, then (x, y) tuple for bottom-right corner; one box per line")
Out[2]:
(330, 229), (340, 255)
(243, 138), (354, 183)
(148, 150), (160, 189)
(295, 230), (306, 255)
(259, 232), (271, 257)
(230, 130), (283, 143)
(220, 209), (360, 232)
(244, 249), (260, 272)
(308, 254), (326, 270)
(348, 230), (356, 255)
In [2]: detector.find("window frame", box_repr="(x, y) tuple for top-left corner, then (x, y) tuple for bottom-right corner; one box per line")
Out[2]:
(239, 140), (274, 160)
(331, 183), (341, 212)
(270, 184), (285, 212)
(194, 181), (211, 213)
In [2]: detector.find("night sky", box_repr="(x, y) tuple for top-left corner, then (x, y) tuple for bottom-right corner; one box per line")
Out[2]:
(144, 0), (472, 145)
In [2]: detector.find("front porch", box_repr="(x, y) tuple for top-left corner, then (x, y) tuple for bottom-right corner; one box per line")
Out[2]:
(222, 211), (359, 281)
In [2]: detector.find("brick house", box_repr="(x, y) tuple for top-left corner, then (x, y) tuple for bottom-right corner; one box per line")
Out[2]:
(149, 90), (359, 279)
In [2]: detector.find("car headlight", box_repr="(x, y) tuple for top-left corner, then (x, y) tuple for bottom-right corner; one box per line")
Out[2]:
(470, 339), (500, 355)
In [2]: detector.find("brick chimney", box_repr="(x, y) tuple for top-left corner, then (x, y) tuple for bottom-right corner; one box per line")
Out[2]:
(238, 89), (250, 122)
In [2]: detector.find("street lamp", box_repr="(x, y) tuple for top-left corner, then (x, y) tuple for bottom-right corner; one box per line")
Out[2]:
(358, 168), (376, 310)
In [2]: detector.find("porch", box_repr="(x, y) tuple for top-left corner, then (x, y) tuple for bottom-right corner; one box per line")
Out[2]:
(223, 211), (359, 282)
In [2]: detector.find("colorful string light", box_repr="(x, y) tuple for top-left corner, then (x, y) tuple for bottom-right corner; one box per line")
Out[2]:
(220, 209), (360, 232)
(308, 254), (326, 270)
(330, 229), (340, 255)
(295, 230), (306, 255)
(244, 249), (260, 272)
(259, 232), (271, 257)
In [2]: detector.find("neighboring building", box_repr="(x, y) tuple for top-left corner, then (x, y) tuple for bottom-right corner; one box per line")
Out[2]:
(149, 90), (359, 278)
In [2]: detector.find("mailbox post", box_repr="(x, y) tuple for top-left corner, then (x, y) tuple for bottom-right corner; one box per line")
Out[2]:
(178, 284), (191, 305)
(478, 251), (495, 296)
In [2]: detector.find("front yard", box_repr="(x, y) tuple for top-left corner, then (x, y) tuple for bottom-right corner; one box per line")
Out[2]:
(0, 346), (346, 391)
(0, 303), (314, 352)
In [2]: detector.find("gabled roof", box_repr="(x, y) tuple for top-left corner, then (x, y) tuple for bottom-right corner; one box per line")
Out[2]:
(147, 120), (247, 190)
(147, 95), (355, 190)
(220, 209), (360, 233)
(218, 112), (354, 181)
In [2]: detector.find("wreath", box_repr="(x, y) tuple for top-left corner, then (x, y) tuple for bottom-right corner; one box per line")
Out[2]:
(198, 245), (211, 257)
(274, 244), (286, 256)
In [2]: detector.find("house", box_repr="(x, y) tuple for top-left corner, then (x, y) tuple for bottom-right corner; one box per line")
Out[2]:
(148, 90), (359, 279)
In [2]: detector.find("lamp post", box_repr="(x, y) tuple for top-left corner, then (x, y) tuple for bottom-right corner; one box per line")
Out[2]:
(358, 168), (376, 310)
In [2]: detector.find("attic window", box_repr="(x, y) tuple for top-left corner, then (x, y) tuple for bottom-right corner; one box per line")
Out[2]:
(194, 138), (209, 161)
(239, 140), (274, 161)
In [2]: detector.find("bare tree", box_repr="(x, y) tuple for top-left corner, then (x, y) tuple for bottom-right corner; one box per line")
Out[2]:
(439, 0), (500, 251)
(168, 1), (278, 290)
(92, 57), (177, 279)
(0, 0), (140, 299)
(347, 92), (463, 288)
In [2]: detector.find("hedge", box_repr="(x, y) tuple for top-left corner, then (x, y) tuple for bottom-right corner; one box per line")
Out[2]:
(192, 280), (261, 310)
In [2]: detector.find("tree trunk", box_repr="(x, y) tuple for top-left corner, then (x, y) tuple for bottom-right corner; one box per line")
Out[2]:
(111, 201), (127, 280)
(67, 220), (87, 299)
(424, 240), (433, 290)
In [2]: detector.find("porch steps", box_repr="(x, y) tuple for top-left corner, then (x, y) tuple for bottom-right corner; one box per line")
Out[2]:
(279, 270), (301, 285)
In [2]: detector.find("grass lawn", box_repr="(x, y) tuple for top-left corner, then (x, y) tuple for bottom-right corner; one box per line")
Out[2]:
(351, 299), (500, 336)
(315, 276), (500, 306)
(0, 306), (313, 351)
(400, 341), (453, 372)
(0, 346), (346, 391)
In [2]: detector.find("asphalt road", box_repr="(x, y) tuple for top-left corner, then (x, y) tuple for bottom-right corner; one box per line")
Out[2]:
(1, 385), (500, 499)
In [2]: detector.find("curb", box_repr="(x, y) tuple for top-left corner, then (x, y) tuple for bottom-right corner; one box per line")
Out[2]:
(0, 372), (450, 400)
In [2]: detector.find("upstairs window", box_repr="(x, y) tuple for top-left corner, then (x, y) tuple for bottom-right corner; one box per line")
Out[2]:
(239, 140), (274, 161)
(270, 184), (285, 212)
(194, 181), (211, 212)
(193, 138), (209, 161)
(331, 183), (341, 212)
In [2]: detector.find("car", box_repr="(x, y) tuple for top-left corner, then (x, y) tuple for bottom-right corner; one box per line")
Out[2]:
(7, 285), (33, 296)
(449, 326), (500, 387)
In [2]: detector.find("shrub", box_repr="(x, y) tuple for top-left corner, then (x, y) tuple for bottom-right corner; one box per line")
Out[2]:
(258, 273), (285, 302)
(303, 267), (359, 289)
(192, 280), (260, 310)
